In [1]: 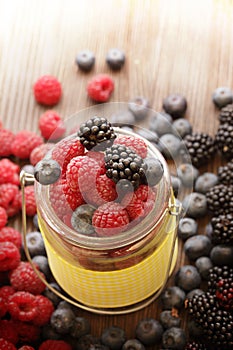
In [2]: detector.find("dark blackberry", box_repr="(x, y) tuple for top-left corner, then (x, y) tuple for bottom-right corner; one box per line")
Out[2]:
(215, 123), (233, 159)
(219, 103), (233, 124)
(185, 341), (207, 350)
(104, 144), (146, 190)
(207, 266), (233, 294)
(187, 292), (233, 346)
(78, 117), (116, 151)
(206, 184), (233, 215)
(181, 132), (216, 167)
(210, 214), (233, 244)
(218, 159), (233, 185)
(216, 277), (233, 311)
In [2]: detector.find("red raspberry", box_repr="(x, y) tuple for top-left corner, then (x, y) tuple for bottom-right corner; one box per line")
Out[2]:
(18, 347), (35, 350)
(39, 340), (72, 350)
(39, 110), (66, 140)
(19, 185), (36, 216)
(0, 227), (22, 249)
(32, 295), (54, 326)
(62, 179), (85, 211)
(92, 202), (130, 236)
(0, 206), (8, 229)
(0, 296), (8, 317)
(0, 184), (21, 217)
(0, 159), (20, 185)
(84, 174), (117, 207)
(8, 291), (38, 322)
(29, 142), (54, 166)
(86, 151), (106, 172)
(0, 320), (19, 345)
(33, 75), (62, 106)
(114, 135), (148, 158)
(0, 338), (17, 350)
(0, 242), (20, 271)
(0, 120), (2, 128)
(87, 74), (114, 102)
(9, 261), (46, 294)
(0, 128), (15, 157)
(11, 130), (43, 159)
(0, 285), (15, 299)
(15, 321), (40, 343)
(49, 180), (72, 219)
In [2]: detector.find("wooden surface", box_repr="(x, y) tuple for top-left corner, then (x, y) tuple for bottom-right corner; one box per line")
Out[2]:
(1, 0), (233, 347)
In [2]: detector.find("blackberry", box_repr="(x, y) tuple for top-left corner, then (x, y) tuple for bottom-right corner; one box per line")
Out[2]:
(215, 123), (233, 159)
(218, 159), (233, 185)
(219, 103), (233, 124)
(206, 184), (233, 215)
(78, 117), (116, 151)
(104, 144), (146, 190)
(210, 214), (233, 244)
(181, 132), (216, 167)
(187, 292), (233, 346)
(185, 341), (207, 350)
(208, 266), (233, 293)
(216, 277), (233, 311)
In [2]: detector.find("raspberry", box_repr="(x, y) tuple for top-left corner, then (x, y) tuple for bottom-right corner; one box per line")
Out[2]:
(0, 296), (8, 317)
(0, 159), (20, 185)
(86, 150), (105, 172)
(33, 295), (54, 326)
(114, 135), (148, 158)
(29, 142), (54, 166)
(0, 184), (21, 217)
(8, 291), (38, 322)
(87, 74), (114, 102)
(0, 206), (8, 229)
(0, 242), (20, 271)
(0, 285), (15, 299)
(19, 185), (37, 216)
(0, 320), (19, 345)
(62, 179), (85, 211)
(0, 120), (2, 128)
(38, 340), (72, 350)
(11, 130), (43, 159)
(39, 110), (66, 140)
(0, 128), (15, 157)
(18, 347), (35, 350)
(49, 180), (72, 219)
(33, 75), (62, 106)
(0, 227), (22, 249)
(92, 202), (130, 236)
(84, 174), (117, 207)
(15, 321), (40, 343)
(9, 262), (46, 294)
(0, 338), (16, 350)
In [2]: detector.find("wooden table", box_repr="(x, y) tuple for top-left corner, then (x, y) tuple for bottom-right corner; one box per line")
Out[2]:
(1, 0), (233, 347)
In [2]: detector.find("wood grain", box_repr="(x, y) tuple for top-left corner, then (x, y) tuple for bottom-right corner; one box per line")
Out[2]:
(1, 0), (233, 347)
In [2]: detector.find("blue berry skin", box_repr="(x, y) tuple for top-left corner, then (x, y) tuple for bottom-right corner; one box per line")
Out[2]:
(184, 234), (212, 261)
(163, 94), (187, 119)
(195, 256), (213, 280)
(75, 50), (95, 71)
(195, 172), (219, 194)
(182, 192), (207, 218)
(136, 128), (159, 144)
(144, 157), (164, 186)
(186, 288), (205, 300)
(34, 159), (61, 185)
(42, 324), (62, 340)
(70, 317), (91, 339)
(162, 327), (186, 350)
(111, 110), (136, 127)
(161, 286), (186, 310)
(71, 204), (96, 235)
(101, 326), (126, 350)
(106, 48), (125, 70)
(172, 118), (192, 138)
(25, 231), (46, 257)
(33, 214), (40, 231)
(50, 307), (75, 334)
(171, 175), (182, 197)
(159, 133), (182, 159)
(149, 112), (173, 136)
(21, 164), (35, 175)
(76, 334), (103, 350)
(43, 283), (63, 306)
(135, 318), (163, 346)
(178, 217), (198, 241)
(212, 87), (233, 108)
(122, 339), (145, 350)
(159, 310), (181, 329)
(128, 96), (150, 121)
(177, 163), (199, 187)
(175, 265), (201, 292)
(32, 255), (51, 280)
(210, 244), (233, 267)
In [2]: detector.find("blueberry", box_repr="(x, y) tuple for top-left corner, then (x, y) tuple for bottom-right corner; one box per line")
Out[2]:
(25, 231), (46, 257)
(159, 310), (181, 329)
(111, 110), (135, 127)
(42, 324), (62, 340)
(106, 48), (125, 70)
(171, 175), (182, 197)
(210, 244), (233, 266)
(70, 317), (91, 339)
(136, 128), (159, 144)
(161, 286), (186, 310)
(182, 192), (207, 218)
(71, 204), (96, 235)
(186, 288), (205, 299)
(32, 255), (51, 279)
(135, 318), (163, 346)
(195, 256), (213, 280)
(34, 159), (61, 185)
(101, 326), (126, 350)
(21, 164), (35, 175)
(57, 300), (74, 310)
(75, 50), (95, 71)
(122, 339), (145, 350)
(178, 217), (198, 241)
(149, 112), (173, 136)
(43, 282), (63, 306)
(76, 334), (102, 350)
(50, 307), (75, 334)
(212, 87), (233, 108)
(163, 94), (187, 119)
(184, 234), (212, 261)
(172, 118), (192, 138)
(177, 163), (199, 187)
(162, 327), (186, 349)
(128, 96), (150, 121)
(195, 172), (219, 194)
(33, 214), (40, 230)
(175, 265), (201, 291)
(144, 157), (164, 186)
(159, 133), (182, 159)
